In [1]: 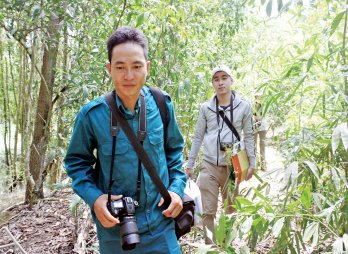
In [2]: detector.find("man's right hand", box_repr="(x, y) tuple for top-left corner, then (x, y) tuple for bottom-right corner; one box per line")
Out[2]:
(185, 168), (194, 178)
(93, 194), (122, 228)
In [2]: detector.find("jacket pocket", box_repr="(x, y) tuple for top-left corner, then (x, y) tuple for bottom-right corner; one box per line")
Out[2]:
(148, 127), (164, 146)
(99, 138), (130, 187)
(100, 138), (129, 156)
(147, 127), (165, 169)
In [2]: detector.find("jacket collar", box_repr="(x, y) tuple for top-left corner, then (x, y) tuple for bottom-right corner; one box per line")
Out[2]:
(207, 90), (242, 112)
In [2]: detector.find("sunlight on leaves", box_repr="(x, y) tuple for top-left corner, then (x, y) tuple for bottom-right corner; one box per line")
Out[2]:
(332, 167), (340, 190)
(281, 161), (299, 190)
(303, 160), (321, 181)
(316, 205), (335, 223)
(187, 242), (213, 254)
(241, 216), (253, 235)
(341, 124), (348, 151)
(205, 227), (213, 245)
(333, 166), (348, 188)
(332, 234), (348, 254)
(303, 222), (319, 246)
(332, 123), (348, 154)
(240, 245), (250, 254)
(272, 217), (285, 237)
(330, 11), (345, 36)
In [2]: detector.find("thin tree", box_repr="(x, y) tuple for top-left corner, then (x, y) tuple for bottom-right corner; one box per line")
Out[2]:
(25, 13), (61, 206)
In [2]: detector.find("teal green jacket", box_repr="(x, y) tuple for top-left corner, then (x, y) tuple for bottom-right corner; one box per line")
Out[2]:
(65, 86), (186, 242)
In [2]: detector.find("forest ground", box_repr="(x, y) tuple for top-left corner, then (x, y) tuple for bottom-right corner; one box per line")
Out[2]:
(0, 133), (288, 254)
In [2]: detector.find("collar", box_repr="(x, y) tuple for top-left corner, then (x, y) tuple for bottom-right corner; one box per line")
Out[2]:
(208, 90), (241, 112)
(115, 92), (142, 117)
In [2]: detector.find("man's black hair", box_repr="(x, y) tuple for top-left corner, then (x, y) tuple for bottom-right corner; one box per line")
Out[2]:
(107, 26), (148, 62)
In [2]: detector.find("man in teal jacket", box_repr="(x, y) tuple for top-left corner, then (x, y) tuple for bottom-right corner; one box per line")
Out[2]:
(65, 26), (186, 254)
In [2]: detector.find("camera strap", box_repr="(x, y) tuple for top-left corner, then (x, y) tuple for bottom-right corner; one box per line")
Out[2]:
(104, 91), (146, 205)
(104, 90), (172, 209)
(218, 111), (240, 142)
(215, 93), (240, 142)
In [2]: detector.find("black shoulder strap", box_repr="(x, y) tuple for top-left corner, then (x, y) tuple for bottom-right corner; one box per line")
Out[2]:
(104, 91), (172, 208)
(104, 91), (120, 204)
(218, 111), (241, 142)
(148, 86), (167, 136)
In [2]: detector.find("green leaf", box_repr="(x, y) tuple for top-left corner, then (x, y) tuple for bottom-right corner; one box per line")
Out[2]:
(136, 13), (145, 27)
(225, 227), (237, 247)
(330, 11), (345, 36)
(272, 217), (285, 237)
(307, 55), (314, 71)
(235, 197), (253, 205)
(266, 0), (273, 17)
(215, 214), (226, 244)
(301, 185), (311, 209)
(70, 194), (82, 215)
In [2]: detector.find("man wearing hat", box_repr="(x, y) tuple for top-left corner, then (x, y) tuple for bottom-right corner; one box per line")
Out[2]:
(186, 65), (255, 244)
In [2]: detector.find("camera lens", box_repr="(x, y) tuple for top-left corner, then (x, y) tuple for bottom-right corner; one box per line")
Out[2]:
(120, 216), (140, 250)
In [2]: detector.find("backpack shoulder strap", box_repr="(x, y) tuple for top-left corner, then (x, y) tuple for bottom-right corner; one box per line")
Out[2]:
(148, 86), (168, 135)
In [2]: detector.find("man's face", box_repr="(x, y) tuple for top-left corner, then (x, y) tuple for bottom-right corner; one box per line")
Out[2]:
(212, 71), (233, 96)
(106, 42), (150, 101)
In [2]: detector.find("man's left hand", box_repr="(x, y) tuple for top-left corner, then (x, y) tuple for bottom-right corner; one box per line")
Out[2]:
(158, 191), (183, 218)
(246, 167), (255, 180)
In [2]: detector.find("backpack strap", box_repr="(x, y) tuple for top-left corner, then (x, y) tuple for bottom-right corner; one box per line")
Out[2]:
(105, 91), (172, 208)
(148, 86), (168, 139)
(104, 91), (147, 204)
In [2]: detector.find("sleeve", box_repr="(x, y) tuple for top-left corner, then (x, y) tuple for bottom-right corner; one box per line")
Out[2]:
(64, 110), (104, 209)
(187, 104), (206, 169)
(242, 103), (256, 168)
(163, 96), (187, 198)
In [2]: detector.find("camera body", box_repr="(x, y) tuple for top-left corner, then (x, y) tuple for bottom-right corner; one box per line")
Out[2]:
(108, 197), (138, 218)
(220, 142), (233, 151)
(107, 197), (140, 250)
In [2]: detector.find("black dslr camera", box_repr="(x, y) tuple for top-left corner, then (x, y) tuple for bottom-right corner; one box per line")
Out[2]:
(107, 197), (140, 250)
(220, 142), (233, 151)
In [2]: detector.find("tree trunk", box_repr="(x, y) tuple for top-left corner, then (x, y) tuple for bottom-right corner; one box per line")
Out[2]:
(21, 33), (35, 187)
(11, 47), (25, 187)
(50, 18), (69, 185)
(1, 34), (10, 168)
(25, 14), (61, 206)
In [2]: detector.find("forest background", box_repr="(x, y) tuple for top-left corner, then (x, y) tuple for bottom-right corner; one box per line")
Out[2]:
(0, 0), (348, 253)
